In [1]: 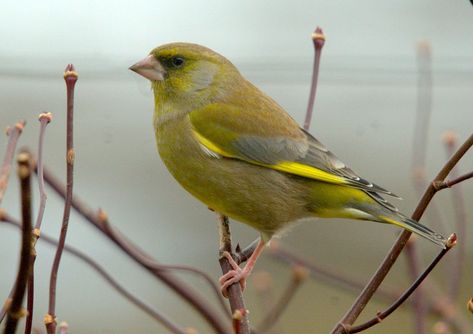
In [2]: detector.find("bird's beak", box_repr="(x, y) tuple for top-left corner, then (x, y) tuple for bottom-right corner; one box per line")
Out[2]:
(129, 55), (166, 81)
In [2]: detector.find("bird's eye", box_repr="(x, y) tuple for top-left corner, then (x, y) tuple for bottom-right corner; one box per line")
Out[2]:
(170, 56), (185, 68)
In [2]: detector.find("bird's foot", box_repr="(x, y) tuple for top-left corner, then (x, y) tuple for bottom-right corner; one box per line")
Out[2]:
(219, 251), (248, 298)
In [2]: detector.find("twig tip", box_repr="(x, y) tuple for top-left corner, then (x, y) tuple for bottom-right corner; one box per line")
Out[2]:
(97, 208), (109, 224)
(43, 313), (56, 325)
(467, 297), (473, 314)
(63, 64), (79, 81)
(185, 328), (198, 334)
(292, 265), (310, 283)
(446, 233), (457, 249)
(442, 130), (458, 147)
(38, 112), (53, 123)
(312, 26), (326, 49)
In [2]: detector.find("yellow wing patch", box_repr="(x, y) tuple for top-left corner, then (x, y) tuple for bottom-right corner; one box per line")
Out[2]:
(193, 130), (349, 186)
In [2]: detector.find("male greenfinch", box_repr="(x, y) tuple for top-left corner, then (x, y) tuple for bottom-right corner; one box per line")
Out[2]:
(130, 43), (446, 296)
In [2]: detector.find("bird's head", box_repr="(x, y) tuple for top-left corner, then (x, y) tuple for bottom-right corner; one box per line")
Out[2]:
(130, 43), (240, 104)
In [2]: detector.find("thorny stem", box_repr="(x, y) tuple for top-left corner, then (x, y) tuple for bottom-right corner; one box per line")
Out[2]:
(257, 265), (308, 333)
(332, 133), (473, 334)
(46, 65), (78, 334)
(1, 213), (188, 334)
(38, 164), (230, 334)
(348, 234), (457, 333)
(303, 27), (325, 131)
(218, 215), (250, 334)
(3, 152), (33, 334)
(0, 120), (26, 206)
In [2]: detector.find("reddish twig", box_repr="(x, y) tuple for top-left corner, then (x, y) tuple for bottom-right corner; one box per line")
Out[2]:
(347, 234), (457, 333)
(218, 215), (250, 334)
(1, 212), (188, 334)
(38, 164), (229, 334)
(46, 65), (78, 334)
(303, 27), (325, 131)
(0, 120), (26, 206)
(3, 152), (33, 334)
(25, 113), (52, 334)
(257, 265), (308, 333)
(433, 171), (473, 191)
(331, 133), (473, 333)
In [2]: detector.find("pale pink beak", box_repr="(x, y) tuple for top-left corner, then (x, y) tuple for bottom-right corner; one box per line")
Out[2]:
(129, 55), (166, 81)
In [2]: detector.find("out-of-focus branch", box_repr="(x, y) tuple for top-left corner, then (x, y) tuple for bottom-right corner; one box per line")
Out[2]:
(442, 131), (467, 300)
(257, 265), (308, 333)
(1, 212), (188, 334)
(331, 133), (473, 334)
(3, 152), (33, 334)
(39, 164), (230, 334)
(46, 65), (78, 334)
(0, 120), (26, 206)
(218, 215), (250, 334)
(347, 234), (457, 333)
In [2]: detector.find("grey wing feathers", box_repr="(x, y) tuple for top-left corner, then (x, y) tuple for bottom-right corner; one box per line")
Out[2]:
(299, 129), (400, 198)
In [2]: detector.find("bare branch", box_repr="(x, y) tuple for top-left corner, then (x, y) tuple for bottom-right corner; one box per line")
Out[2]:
(3, 151), (33, 334)
(303, 27), (325, 131)
(0, 120), (26, 206)
(331, 133), (473, 333)
(347, 234), (457, 333)
(46, 65), (78, 334)
(1, 212), (188, 334)
(218, 215), (250, 334)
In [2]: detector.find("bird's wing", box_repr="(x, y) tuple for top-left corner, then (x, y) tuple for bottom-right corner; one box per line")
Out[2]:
(189, 103), (397, 197)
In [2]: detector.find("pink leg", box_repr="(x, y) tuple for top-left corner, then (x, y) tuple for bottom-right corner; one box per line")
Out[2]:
(219, 238), (266, 298)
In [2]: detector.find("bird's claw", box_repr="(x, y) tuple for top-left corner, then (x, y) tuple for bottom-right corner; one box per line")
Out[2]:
(220, 251), (247, 298)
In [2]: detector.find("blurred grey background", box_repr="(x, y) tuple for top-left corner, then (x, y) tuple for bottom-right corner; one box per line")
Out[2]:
(1, 0), (472, 333)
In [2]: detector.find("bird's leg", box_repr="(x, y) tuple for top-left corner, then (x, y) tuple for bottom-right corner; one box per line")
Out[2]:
(219, 238), (266, 297)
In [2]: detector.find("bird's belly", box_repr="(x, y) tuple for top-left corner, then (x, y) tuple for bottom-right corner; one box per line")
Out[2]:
(156, 118), (309, 237)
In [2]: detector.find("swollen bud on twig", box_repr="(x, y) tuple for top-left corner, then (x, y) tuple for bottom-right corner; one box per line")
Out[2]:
(442, 130), (458, 148)
(59, 321), (69, 334)
(39, 112), (53, 124)
(185, 328), (198, 334)
(312, 26), (325, 50)
(445, 233), (457, 249)
(467, 297), (473, 314)
(292, 265), (309, 283)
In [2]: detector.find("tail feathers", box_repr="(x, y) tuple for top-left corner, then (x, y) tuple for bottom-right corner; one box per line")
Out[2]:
(380, 214), (447, 249)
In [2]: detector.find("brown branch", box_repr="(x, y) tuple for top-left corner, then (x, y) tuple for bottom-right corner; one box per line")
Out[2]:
(303, 27), (325, 131)
(433, 171), (473, 190)
(46, 65), (78, 334)
(0, 120), (26, 206)
(257, 265), (308, 333)
(347, 234), (457, 333)
(1, 212), (188, 334)
(331, 133), (473, 333)
(38, 165), (229, 334)
(218, 215), (250, 334)
(3, 152), (33, 334)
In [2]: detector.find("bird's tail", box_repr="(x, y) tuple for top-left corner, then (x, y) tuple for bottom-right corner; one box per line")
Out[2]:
(377, 213), (447, 249)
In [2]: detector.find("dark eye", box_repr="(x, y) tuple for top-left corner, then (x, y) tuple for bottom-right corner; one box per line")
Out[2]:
(170, 56), (185, 68)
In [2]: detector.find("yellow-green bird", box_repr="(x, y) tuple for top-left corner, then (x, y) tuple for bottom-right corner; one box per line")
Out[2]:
(130, 42), (446, 295)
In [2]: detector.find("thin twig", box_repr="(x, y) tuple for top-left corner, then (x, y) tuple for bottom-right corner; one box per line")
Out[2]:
(347, 234), (457, 333)
(218, 215), (250, 334)
(303, 27), (325, 131)
(257, 265), (308, 333)
(0, 120), (26, 206)
(442, 132), (467, 300)
(3, 152), (33, 334)
(1, 213), (188, 334)
(433, 171), (473, 191)
(25, 113), (52, 334)
(331, 133), (473, 333)
(46, 65), (78, 334)
(38, 164), (230, 334)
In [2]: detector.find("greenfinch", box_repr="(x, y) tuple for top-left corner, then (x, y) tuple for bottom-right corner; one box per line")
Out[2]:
(130, 43), (446, 295)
